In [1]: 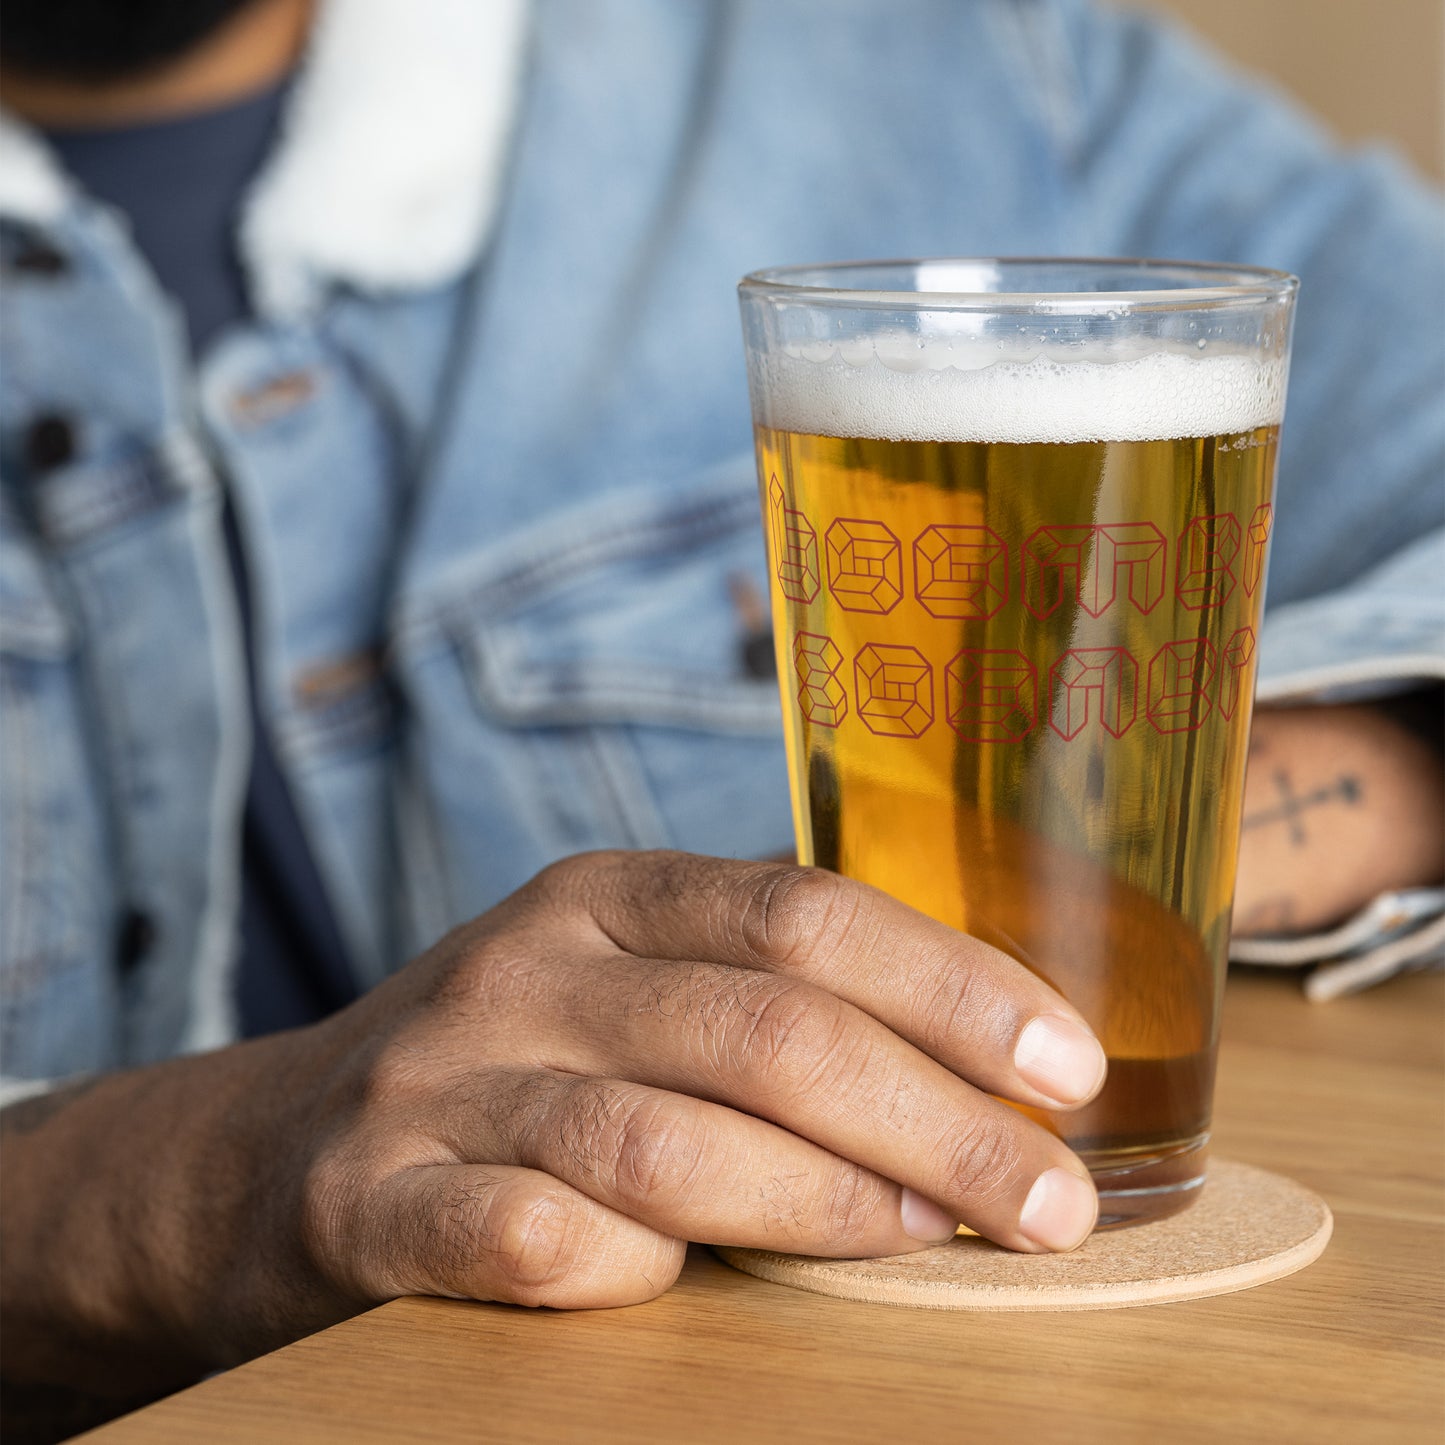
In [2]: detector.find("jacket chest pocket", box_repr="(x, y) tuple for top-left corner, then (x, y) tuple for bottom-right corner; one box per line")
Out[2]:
(396, 466), (796, 929)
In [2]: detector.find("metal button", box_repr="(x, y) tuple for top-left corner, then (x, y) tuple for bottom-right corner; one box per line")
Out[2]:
(115, 909), (157, 976)
(728, 572), (777, 680)
(24, 413), (77, 473)
(8, 238), (69, 277)
(741, 631), (777, 680)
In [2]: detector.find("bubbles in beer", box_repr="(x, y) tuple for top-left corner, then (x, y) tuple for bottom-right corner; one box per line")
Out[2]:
(754, 367), (1283, 1219)
(758, 340), (1286, 445)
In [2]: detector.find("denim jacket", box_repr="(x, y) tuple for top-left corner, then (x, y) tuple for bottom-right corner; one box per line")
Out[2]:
(2, 0), (1442, 1093)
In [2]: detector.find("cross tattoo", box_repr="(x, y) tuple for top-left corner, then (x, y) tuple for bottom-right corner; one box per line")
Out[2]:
(1242, 769), (1362, 846)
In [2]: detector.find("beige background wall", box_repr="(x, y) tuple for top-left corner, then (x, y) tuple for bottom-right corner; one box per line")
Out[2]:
(1147, 0), (1444, 183)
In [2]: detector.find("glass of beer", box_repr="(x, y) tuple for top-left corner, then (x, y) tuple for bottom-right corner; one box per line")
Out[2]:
(739, 259), (1297, 1227)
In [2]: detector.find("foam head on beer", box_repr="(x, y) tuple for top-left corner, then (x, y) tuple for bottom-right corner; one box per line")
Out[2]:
(756, 336), (1286, 444)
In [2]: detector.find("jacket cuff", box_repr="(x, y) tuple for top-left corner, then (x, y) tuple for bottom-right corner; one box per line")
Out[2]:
(1231, 887), (1445, 1000)
(1255, 529), (1445, 705)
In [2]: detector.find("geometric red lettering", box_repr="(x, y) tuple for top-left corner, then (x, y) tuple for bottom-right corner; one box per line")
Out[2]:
(1243, 503), (1272, 598)
(1048, 647), (1137, 740)
(1022, 521), (1166, 619)
(1217, 626), (1256, 721)
(945, 648), (1036, 742)
(794, 631), (848, 728)
(1146, 638), (1217, 734)
(1022, 525), (1094, 620)
(769, 475), (820, 604)
(826, 518), (903, 614)
(1176, 513), (1241, 611)
(855, 643), (934, 738)
(1096, 522), (1168, 615)
(914, 524), (1009, 619)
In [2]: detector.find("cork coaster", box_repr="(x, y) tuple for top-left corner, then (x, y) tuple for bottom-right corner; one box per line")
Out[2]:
(713, 1159), (1330, 1311)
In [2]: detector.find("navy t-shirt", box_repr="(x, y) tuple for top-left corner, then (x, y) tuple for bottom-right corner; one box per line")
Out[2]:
(47, 86), (360, 1035)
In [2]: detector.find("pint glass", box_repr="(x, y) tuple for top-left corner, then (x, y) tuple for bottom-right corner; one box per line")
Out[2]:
(739, 259), (1297, 1226)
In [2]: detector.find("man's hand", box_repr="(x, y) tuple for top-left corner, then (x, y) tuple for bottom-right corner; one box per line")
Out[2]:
(1234, 703), (1445, 936)
(2, 853), (1105, 1404)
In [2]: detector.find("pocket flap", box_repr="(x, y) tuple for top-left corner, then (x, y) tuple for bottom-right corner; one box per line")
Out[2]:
(405, 465), (782, 733)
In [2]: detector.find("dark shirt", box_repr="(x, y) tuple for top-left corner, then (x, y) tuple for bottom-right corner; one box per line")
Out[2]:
(47, 86), (359, 1035)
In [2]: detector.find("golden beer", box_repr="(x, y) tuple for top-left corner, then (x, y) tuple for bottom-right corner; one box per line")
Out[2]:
(750, 324), (1287, 1223)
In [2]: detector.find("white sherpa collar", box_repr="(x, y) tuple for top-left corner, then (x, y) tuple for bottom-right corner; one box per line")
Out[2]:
(0, 111), (71, 221)
(0, 0), (530, 317)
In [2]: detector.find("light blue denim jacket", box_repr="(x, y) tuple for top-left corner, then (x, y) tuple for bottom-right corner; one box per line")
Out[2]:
(1, 0), (1442, 1091)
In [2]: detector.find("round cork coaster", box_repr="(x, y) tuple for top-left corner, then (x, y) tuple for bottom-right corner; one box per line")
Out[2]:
(713, 1159), (1330, 1312)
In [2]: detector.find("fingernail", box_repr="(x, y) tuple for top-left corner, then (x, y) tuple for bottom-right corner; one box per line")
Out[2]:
(901, 1187), (959, 1243)
(1014, 1015), (1107, 1106)
(1018, 1168), (1098, 1252)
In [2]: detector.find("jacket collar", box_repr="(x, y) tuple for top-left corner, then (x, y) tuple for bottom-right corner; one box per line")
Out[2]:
(0, 0), (529, 318)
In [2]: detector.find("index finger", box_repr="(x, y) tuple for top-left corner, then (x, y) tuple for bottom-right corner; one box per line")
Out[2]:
(540, 851), (1106, 1114)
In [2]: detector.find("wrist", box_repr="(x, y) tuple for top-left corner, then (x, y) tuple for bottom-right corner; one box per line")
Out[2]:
(0, 1025), (336, 1393)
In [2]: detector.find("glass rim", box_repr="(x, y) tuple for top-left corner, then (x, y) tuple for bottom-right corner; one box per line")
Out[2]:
(738, 256), (1300, 312)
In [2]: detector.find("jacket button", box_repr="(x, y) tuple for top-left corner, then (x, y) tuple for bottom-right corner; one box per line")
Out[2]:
(24, 414), (77, 473)
(8, 238), (69, 277)
(115, 909), (158, 976)
(740, 630), (777, 680)
(728, 573), (777, 680)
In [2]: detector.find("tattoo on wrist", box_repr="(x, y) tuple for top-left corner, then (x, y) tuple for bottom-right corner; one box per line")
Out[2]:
(1242, 769), (1362, 847)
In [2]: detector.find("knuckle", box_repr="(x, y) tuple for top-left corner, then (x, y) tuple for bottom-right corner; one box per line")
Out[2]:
(554, 1083), (701, 1216)
(610, 1099), (700, 1214)
(607, 851), (735, 946)
(634, 849), (714, 908)
(529, 851), (598, 898)
(730, 981), (850, 1098)
(519, 851), (620, 924)
(481, 1179), (581, 1303)
(941, 1114), (1027, 1208)
(529, 849), (698, 944)
(739, 867), (864, 971)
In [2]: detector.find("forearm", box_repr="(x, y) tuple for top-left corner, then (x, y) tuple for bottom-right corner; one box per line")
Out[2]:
(0, 1027), (342, 1401)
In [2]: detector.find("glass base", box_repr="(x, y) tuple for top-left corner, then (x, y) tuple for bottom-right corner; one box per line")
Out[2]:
(1083, 1135), (1210, 1229)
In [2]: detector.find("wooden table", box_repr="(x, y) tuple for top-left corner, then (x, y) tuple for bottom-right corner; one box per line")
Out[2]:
(83, 968), (1445, 1444)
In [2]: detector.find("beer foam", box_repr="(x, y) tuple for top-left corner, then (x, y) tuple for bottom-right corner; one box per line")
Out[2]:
(758, 341), (1285, 443)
